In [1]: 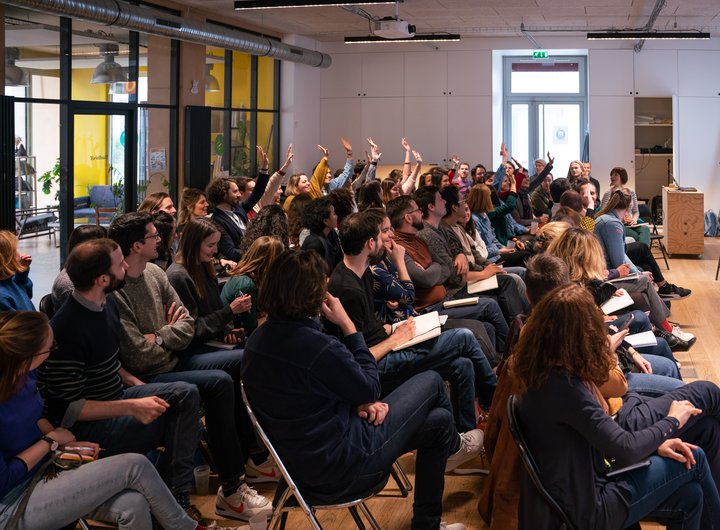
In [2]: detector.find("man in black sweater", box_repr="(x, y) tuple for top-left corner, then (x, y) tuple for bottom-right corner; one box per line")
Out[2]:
(36, 238), (204, 519)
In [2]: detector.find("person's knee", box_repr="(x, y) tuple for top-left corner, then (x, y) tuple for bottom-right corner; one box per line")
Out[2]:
(113, 491), (152, 527)
(446, 357), (473, 383)
(166, 381), (201, 408)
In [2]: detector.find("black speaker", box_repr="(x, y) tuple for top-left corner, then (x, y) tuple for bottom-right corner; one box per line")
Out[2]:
(184, 105), (211, 191)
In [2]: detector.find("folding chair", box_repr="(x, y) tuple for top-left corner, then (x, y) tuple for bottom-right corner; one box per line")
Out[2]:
(240, 382), (387, 530)
(639, 203), (669, 270)
(506, 395), (575, 530)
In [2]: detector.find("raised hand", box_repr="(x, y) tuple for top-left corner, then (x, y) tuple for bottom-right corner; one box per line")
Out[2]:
(412, 150), (423, 163)
(256, 145), (269, 170)
(317, 144), (329, 158)
(547, 151), (555, 165)
(367, 137), (378, 150)
(401, 137), (410, 152)
(340, 136), (353, 155)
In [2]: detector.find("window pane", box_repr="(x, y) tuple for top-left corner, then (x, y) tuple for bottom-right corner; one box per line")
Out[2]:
(231, 109), (252, 176)
(511, 104), (529, 169)
(511, 62), (579, 94)
(139, 108), (172, 202)
(258, 56), (275, 110)
(257, 112), (276, 170)
(232, 51), (252, 109)
(538, 103), (581, 175)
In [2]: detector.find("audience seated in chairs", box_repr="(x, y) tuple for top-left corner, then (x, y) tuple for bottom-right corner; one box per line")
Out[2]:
(241, 249), (470, 530)
(36, 238), (202, 519)
(0, 311), (238, 530)
(108, 212), (273, 523)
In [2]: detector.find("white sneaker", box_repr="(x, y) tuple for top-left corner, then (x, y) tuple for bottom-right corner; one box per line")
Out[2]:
(440, 523), (466, 530)
(245, 455), (280, 483)
(445, 429), (484, 473)
(672, 325), (695, 342)
(215, 484), (272, 522)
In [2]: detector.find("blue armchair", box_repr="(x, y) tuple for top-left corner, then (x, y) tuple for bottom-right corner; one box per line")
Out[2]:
(74, 185), (122, 224)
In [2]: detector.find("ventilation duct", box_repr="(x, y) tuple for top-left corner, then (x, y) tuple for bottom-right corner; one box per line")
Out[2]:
(3, 0), (332, 68)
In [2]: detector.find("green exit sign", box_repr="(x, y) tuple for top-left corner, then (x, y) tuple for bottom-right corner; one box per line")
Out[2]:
(533, 50), (549, 59)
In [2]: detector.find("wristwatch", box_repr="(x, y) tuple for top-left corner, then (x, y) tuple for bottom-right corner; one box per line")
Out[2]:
(154, 333), (164, 346)
(41, 435), (58, 451)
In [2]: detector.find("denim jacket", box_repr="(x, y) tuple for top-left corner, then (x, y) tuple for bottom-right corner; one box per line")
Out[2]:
(473, 213), (502, 262)
(594, 211), (638, 273)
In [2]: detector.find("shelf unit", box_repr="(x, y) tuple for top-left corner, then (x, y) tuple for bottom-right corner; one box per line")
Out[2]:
(634, 98), (673, 201)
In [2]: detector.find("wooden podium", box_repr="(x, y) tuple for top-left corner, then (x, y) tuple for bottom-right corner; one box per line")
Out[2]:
(661, 186), (704, 255)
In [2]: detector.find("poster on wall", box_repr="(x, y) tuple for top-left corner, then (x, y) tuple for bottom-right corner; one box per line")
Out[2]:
(149, 148), (167, 172)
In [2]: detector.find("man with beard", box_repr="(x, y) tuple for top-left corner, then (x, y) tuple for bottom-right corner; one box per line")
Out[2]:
(37, 238), (203, 516)
(328, 209), (494, 444)
(108, 212), (272, 522)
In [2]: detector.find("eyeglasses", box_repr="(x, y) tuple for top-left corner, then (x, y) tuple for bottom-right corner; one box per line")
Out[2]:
(35, 341), (58, 357)
(404, 208), (421, 215)
(142, 232), (161, 241)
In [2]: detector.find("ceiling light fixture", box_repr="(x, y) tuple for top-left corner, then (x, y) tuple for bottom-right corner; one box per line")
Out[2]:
(587, 31), (710, 40)
(205, 64), (221, 92)
(91, 43), (127, 84)
(235, 0), (396, 9)
(345, 34), (460, 44)
(5, 47), (28, 86)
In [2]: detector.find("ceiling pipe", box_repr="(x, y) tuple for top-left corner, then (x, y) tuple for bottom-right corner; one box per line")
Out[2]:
(634, 0), (666, 52)
(2, 0), (332, 68)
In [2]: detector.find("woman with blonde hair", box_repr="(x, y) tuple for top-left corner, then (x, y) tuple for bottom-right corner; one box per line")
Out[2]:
(221, 236), (284, 334)
(0, 230), (33, 311)
(282, 173), (311, 212)
(177, 188), (209, 228)
(528, 221), (570, 254)
(514, 283), (719, 529)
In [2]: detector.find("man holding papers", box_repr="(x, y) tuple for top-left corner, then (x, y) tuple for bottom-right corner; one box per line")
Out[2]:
(328, 210), (496, 436)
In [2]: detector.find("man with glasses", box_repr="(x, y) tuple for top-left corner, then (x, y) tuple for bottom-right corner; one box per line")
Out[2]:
(108, 212), (272, 524)
(37, 237), (203, 520)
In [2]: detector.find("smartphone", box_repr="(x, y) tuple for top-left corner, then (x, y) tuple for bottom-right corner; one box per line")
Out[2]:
(619, 314), (635, 331)
(231, 330), (247, 342)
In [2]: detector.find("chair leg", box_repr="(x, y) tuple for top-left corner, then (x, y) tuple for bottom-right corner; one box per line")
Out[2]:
(659, 241), (670, 270)
(391, 460), (413, 497)
(357, 502), (382, 530)
(348, 506), (366, 530)
(269, 488), (293, 530)
(77, 519), (91, 530)
(716, 256), (720, 281)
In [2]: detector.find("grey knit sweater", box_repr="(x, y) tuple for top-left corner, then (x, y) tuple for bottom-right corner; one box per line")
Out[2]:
(113, 262), (195, 377)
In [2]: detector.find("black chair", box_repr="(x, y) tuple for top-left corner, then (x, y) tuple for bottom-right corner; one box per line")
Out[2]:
(639, 202), (670, 270)
(38, 293), (56, 319)
(240, 381), (387, 530)
(506, 394), (575, 530)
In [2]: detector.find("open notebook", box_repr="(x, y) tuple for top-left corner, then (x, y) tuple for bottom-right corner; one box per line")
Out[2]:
(600, 290), (634, 315)
(467, 275), (499, 294)
(391, 311), (442, 351)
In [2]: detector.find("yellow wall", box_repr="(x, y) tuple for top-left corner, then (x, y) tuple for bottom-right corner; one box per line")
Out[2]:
(72, 68), (109, 196)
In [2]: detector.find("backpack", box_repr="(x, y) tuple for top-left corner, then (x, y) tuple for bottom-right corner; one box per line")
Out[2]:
(704, 209), (718, 236)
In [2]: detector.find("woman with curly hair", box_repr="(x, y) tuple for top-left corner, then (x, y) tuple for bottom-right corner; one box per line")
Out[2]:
(300, 197), (343, 272)
(514, 283), (720, 530)
(237, 204), (289, 256)
(327, 187), (356, 227)
(221, 236), (284, 334)
(177, 188), (209, 229)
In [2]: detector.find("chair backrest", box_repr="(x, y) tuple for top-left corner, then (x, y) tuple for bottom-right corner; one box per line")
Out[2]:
(506, 394), (575, 530)
(650, 195), (663, 226)
(239, 381), (320, 528)
(39, 293), (55, 319)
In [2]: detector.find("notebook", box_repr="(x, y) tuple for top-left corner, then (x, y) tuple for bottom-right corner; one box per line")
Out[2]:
(600, 290), (634, 315)
(607, 273), (640, 284)
(624, 331), (658, 349)
(391, 311), (442, 351)
(467, 275), (499, 294)
(443, 296), (479, 308)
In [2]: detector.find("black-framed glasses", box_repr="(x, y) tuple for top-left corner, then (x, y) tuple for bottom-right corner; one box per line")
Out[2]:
(405, 208), (420, 215)
(142, 232), (161, 241)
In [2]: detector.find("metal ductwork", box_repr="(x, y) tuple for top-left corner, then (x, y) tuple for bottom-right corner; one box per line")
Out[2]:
(3, 0), (332, 68)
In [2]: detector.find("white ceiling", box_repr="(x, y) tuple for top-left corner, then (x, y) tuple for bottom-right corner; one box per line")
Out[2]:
(181, 0), (720, 41)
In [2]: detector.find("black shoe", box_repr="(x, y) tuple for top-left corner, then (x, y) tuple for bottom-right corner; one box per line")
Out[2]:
(658, 282), (692, 300)
(654, 326), (696, 351)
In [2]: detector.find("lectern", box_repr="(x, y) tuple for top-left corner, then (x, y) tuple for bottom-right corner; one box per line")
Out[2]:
(661, 186), (704, 255)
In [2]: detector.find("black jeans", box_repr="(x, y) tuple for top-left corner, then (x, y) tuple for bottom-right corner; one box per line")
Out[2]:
(627, 241), (665, 283)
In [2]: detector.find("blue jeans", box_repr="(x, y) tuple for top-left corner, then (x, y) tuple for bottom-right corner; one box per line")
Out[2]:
(377, 328), (496, 432)
(148, 348), (249, 483)
(622, 449), (720, 530)
(334, 371), (458, 530)
(626, 354), (684, 397)
(11, 454), (197, 530)
(425, 296), (510, 352)
(619, 381), (720, 488)
(71, 382), (200, 494)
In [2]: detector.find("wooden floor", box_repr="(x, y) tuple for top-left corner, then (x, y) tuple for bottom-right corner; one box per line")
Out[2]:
(185, 239), (720, 530)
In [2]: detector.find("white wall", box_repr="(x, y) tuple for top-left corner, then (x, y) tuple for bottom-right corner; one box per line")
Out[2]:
(280, 34), (720, 207)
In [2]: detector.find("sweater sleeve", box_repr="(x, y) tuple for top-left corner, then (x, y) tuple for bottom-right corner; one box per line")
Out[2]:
(527, 162), (553, 193)
(258, 171), (283, 207)
(328, 158), (353, 191)
(309, 157), (328, 199)
(404, 253), (443, 289)
(488, 193), (518, 221)
(0, 456), (31, 500)
(416, 230), (453, 285)
(241, 171), (270, 212)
